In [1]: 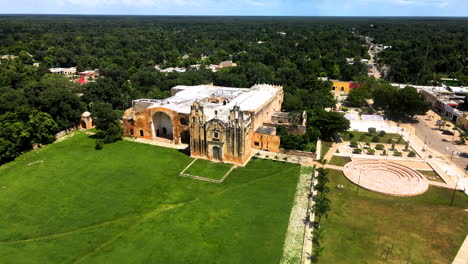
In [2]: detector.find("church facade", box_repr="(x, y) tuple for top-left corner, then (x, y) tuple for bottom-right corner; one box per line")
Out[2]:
(122, 84), (301, 166)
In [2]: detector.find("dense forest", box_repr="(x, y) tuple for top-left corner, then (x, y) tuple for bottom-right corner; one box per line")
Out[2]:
(357, 18), (468, 85)
(0, 16), (466, 162)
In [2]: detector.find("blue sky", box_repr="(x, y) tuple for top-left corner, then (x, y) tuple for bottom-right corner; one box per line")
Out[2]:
(0, 0), (466, 16)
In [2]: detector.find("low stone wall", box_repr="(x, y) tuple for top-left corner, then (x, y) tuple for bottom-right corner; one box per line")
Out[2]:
(255, 150), (315, 166)
(280, 148), (317, 160)
(54, 126), (77, 140)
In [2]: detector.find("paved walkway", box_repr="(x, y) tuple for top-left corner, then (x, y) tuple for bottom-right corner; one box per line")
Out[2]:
(281, 166), (314, 264)
(124, 137), (189, 150)
(453, 235), (468, 264)
(324, 164), (344, 171)
(322, 142), (343, 162)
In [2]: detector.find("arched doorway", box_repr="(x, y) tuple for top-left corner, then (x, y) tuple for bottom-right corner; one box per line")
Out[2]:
(153, 112), (173, 140)
(213, 146), (221, 161)
(181, 131), (190, 144)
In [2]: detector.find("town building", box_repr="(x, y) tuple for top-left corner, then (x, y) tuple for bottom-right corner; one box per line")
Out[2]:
(49, 67), (77, 76)
(392, 82), (468, 129)
(122, 84), (305, 165)
(155, 61), (237, 74)
(331, 80), (360, 93)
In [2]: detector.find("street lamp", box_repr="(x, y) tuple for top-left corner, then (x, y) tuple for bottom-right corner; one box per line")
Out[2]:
(356, 168), (363, 197)
(450, 177), (460, 206)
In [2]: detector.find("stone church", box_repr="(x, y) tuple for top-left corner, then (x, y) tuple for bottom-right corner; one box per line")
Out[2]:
(122, 84), (305, 165)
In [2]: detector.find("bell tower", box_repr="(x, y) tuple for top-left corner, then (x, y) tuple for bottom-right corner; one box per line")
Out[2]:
(189, 101), (206, 157)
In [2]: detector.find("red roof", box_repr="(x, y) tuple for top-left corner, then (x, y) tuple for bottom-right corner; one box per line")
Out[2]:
(77, 76), (88, 85)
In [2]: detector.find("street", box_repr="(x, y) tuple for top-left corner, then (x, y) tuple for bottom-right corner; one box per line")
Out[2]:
(412, 116), (467, 172)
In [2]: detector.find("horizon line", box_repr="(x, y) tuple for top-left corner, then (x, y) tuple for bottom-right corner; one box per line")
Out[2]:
(0, 14), (467, 18)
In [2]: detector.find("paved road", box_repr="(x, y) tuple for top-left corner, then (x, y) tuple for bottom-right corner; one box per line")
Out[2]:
(412, 119), (467, 172)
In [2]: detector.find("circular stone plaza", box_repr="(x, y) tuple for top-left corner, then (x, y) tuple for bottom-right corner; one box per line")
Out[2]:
(343, 160), (429, 196)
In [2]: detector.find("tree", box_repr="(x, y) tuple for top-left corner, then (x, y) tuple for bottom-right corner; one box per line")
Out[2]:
(0, 112), (31, 163)
(314, 196), (331, 222)
(28, 110), (58, 145)
(92, 102), (123, 143)
(346, 87), (369, 107)
(309, 109), (350, 140)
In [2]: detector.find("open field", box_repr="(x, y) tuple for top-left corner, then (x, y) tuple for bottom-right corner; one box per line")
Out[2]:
(318, 169), (468, 264)
(0, 132), (300, 264)
(184, 158), (234, 180)
(417, 170), (445, 183)
(321, 141), (334, 158)
(328, 155), (352, 166)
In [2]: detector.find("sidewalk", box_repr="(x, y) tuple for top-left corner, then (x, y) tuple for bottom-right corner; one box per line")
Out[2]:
(124, 137), (189, 150)
(453, 235), (468, 264)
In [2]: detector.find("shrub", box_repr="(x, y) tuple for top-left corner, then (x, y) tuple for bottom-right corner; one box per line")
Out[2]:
(382, 149), (387, 156)
(371, 136), (380, 143)
(375, 144), (384, 150)
(353, 148), (362, 154)
(397, 136), (402, 144)
(404, 142), (409, 151)
(378, 130), (386, 137)
(95, 139), (104, 150)
(391, 143), (395, 150)
(393, 151), (402, 156)
(359, 134), (366, 141)
(341, 107), (348, 112)
(408, 151), (416, 157)
(387, 138), (393, 143)
(350, 141), (358, 148)
(368, 127), (377, 134)
(367, 148), (375, 155)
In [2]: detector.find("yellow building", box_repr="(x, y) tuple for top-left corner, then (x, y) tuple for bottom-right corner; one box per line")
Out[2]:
(331, 81), (351, 92)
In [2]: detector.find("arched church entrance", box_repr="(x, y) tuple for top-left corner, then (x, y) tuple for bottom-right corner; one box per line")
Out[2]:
(153, 112), (173, 140)
(213, 146), (221, 161)
(181, 131), (190, 144)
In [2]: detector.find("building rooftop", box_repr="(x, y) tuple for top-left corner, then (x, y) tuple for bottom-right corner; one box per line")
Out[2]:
(256, 126), (276, 135)
(132, 84), (281, 123)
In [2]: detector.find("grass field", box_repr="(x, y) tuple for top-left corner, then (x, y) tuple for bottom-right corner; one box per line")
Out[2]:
(417, 170), (445, 183)
(321, 141), (334, 158)
(328, 156), (352, 167)
(184, 158), (234, 180)
(0, 132), (301, 264)
(318, 169), (468, 264)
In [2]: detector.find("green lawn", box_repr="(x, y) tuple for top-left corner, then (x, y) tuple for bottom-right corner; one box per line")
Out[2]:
(184, 158), (234, 180)
(321, 141), (334, 158)
(328, 156), (352, 167)
(0, 131), (301, 264)
(318, 169), (468, 264)
(345, 131), (406, 144)
(417, 170), (445, 183)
